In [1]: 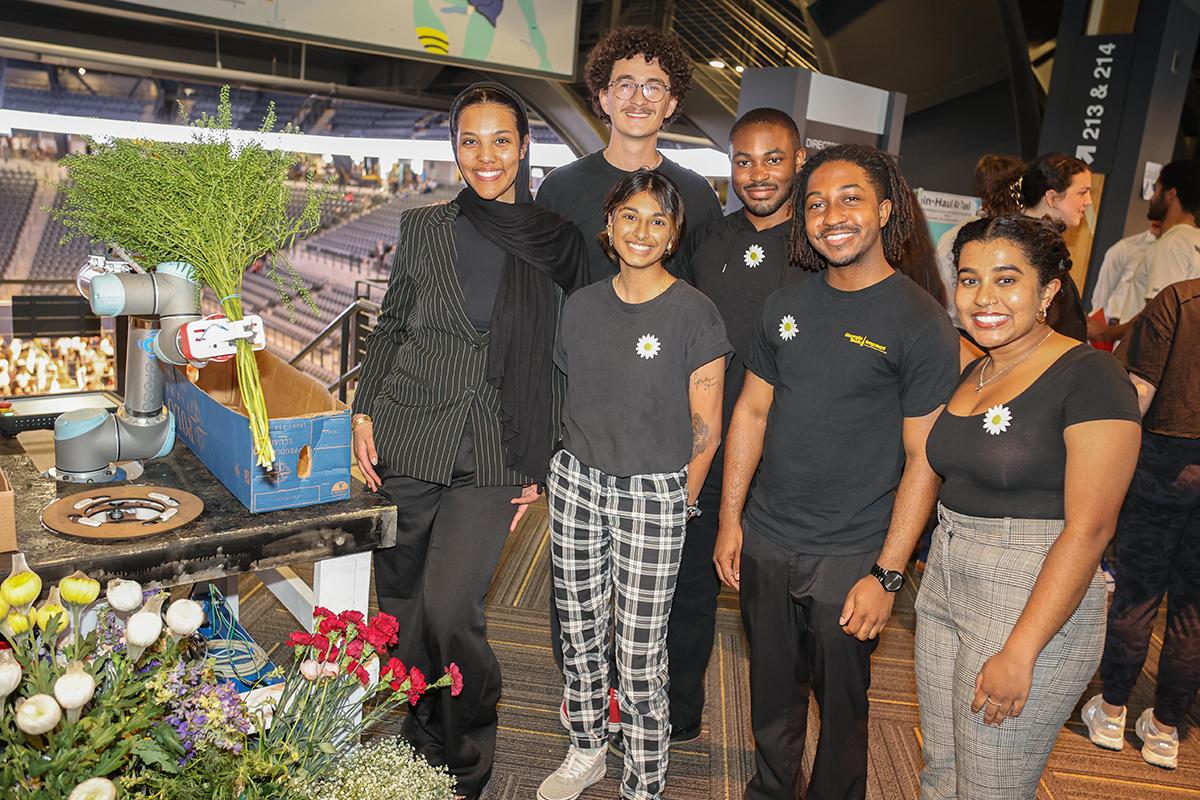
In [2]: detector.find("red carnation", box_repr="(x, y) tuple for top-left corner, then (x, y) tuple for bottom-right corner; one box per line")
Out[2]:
(363, 627), (392, 651)
(353, 663), (370, 686)
(446, 663), (464, 697)
(346, 639), (364, 659)
(339, 610), (365, 627)
(368, 613), (399, 641)
(324, 646), (341, 664)
(408, 666), (427, 695)
(318, 615), (347, 636)
(382, 657), (405, 680)
(286, 631), (313, 648)
(314, 606), (335, 621)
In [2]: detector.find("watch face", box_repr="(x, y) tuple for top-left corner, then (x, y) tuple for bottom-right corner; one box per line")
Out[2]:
(882, 571), (904, 592)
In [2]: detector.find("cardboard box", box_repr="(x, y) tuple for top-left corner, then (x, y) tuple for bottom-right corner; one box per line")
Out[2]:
(162, 350), (352, 513)
(0, 466), (14, 554)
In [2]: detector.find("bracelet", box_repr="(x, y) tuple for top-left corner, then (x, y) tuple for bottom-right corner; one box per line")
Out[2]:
(351, 414), (373, 431)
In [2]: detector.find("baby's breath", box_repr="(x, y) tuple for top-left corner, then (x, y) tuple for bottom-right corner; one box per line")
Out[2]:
(302, 737), (456, 800)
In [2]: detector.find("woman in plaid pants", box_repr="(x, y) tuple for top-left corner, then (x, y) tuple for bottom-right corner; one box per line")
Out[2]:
(915, 215), (1142, 799)
(538, 169), (731, 800)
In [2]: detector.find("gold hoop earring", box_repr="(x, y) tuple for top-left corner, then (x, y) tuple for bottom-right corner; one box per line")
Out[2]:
(1035, 308), (1047, 324)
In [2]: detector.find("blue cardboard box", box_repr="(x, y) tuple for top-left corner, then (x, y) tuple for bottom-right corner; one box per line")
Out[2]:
(162, 350), (352, 513)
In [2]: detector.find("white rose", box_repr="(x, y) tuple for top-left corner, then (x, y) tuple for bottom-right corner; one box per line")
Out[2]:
(165, 598), (205, 638)
(0, 649), (22, 700)
(16, 693), (62, 735)
(54, 662), (96, 710)
(69, 777), (117, 800)
(105, 579), (143, 613)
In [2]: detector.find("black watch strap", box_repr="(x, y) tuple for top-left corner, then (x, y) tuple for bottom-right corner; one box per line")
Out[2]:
(870, 563), (904, 592)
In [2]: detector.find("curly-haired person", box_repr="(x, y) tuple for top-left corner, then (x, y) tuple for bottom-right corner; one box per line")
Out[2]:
(536, 25), (721, 284)
(716, 144), (961, 800)
(535, 23), (723, 747)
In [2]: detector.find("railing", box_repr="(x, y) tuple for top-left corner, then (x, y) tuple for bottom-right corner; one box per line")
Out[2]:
(667, 0), (820, 113)
(288, 297), (378, 402)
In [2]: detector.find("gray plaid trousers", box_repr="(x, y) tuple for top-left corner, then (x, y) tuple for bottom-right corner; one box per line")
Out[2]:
(914, 504), (1107, 800)
(548, 448), (688, 800)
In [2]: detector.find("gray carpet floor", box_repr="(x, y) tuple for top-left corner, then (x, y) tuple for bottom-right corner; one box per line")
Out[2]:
(233, 499), (1199, 799)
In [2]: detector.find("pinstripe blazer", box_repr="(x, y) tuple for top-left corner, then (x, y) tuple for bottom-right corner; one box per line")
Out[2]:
(352, 199), (528, 487)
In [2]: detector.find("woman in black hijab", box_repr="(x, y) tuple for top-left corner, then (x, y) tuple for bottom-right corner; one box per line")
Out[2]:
(351, 83), (587, 798)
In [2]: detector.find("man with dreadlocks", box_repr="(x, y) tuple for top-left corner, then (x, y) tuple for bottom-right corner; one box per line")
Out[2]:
(714, 144), (960, 799)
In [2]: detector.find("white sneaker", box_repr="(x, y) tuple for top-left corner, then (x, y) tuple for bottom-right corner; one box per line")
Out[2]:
(1135, 708), (1179, 769)
(537, 746), (607, 800)
(1080, 694), (1126, 751)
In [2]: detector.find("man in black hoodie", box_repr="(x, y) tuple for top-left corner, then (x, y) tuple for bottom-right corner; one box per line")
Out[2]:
(665, 107), (806, 742)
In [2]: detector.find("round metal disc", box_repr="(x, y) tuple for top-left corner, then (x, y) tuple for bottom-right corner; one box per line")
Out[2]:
(42, 486), (203, 541)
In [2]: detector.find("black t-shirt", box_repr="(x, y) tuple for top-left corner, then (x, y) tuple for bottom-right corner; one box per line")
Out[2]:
(1119, 278), (1200, 438)
(743, 271), (961, 554)
(692, 211), (803, 427)
(555, 278), (732, 477)
(535, 150), (723, 283)
(452, 214), (505, 333)
(927, 345), (1141, 519)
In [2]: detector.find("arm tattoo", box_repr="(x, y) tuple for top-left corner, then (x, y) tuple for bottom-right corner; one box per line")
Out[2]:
(693, 375), (720, 391)
(691, 413), (710, 459)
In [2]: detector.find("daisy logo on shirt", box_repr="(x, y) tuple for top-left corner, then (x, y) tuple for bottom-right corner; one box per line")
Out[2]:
(982, 404), (1012, 435)
(744, 244), (765, 269)
(636, 334), (661, 360)
(778, 315), (797, 341)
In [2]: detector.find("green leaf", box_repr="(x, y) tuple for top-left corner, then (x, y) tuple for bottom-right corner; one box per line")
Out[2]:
(132, 736), (183, 774)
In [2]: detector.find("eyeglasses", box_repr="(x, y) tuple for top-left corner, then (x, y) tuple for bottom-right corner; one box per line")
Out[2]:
(608, 80), (670, 103)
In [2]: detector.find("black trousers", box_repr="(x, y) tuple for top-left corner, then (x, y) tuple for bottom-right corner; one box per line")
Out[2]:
(666, 456), (724, 732)
(740, 527), (879, 800)
(375, 425), (517, 796)
(1099, 431), (1200, 727)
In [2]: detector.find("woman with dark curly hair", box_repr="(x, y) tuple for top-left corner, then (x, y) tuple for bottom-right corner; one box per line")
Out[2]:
(915, 214), (1141, 799)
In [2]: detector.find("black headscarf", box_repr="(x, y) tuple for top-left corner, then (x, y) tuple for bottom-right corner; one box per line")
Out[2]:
(451, 82), (589, 482)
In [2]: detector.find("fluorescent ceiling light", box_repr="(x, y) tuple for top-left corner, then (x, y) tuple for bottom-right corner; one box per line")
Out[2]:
(734, 66), (745, 74)
(0, 109), (731, 178)
(708, 60), (726, 69)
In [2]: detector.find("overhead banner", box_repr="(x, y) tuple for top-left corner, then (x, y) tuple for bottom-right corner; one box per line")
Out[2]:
(80, 0), (581, 80)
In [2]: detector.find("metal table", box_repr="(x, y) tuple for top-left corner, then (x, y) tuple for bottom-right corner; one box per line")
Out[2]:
(2, 439), (395, 631)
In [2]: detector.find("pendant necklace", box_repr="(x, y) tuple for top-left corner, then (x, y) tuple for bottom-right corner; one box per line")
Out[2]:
(976, 329), (1054, 392)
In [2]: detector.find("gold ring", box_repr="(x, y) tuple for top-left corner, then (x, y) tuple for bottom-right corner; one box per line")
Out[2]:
(984, 698), (1001, 707)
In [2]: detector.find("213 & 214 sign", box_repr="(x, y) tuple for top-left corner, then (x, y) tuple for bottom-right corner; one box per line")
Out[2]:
(1073, 36), (1133, 171)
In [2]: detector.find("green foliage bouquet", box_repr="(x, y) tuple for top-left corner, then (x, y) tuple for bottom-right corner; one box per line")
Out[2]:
(51, 86), (327, 467)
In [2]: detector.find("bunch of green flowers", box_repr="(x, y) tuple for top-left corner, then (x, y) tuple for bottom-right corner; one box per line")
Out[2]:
(302, 737), (456, 800)
(52, 86), (328, 467)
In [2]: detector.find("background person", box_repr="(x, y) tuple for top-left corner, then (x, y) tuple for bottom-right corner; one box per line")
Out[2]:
(1081, 276), (1200, 771)
(679, 106), (805, 745)
(538, 170), (730, 800)
(351, 84), (586, 800)
(916, 215), (1142, 800)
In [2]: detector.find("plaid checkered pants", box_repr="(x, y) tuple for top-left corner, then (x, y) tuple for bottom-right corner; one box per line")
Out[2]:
(915, 504), (1107, 800)
(548, 448), (688, 800)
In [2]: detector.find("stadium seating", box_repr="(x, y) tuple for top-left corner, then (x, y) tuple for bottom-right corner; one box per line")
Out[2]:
(0, 164), (38, 272)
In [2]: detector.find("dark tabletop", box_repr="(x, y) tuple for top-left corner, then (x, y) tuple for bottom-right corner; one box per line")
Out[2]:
(2, 438), (396, 588)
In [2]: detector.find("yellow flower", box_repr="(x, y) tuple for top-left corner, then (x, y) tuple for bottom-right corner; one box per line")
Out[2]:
(3, 611), (31, 638)
(0, 593), (9, 620)
(59, 571), (101, 607)
(36, 602), (68, 633)
(1, 569), (41, 610)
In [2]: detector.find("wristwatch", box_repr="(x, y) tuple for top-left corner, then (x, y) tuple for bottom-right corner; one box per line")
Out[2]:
(685, 504), (702, 521)
(870, 563), (904, 592)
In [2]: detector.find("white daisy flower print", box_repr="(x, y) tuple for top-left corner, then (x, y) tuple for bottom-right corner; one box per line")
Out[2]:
(744, 244), (765, 268)
(636, 333), (661, 360)
(982, 404), (1013, 435)
(778, 315), (797, 341)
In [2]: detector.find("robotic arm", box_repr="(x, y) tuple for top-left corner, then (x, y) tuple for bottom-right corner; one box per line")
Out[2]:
(52, 258), (265, 483)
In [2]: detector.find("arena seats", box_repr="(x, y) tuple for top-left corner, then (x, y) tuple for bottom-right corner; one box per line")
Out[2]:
(0, 164), (37, 272)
